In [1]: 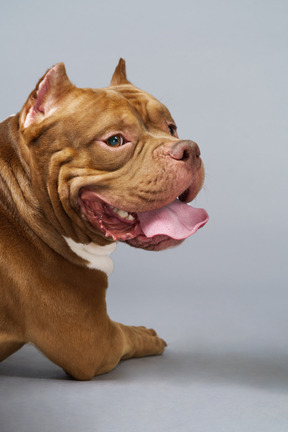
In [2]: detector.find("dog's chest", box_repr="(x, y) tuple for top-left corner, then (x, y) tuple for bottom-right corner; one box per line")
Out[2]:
(64, 238), (117, 276)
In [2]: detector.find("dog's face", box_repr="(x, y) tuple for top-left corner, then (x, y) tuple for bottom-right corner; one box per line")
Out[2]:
(19, 60), (208, 250)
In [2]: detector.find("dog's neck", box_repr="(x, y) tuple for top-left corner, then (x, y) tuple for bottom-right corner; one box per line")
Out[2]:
(64, 237), (117, 276)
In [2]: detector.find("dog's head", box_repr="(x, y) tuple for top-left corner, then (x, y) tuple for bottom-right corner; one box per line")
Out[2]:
(19, 60), (208, 251)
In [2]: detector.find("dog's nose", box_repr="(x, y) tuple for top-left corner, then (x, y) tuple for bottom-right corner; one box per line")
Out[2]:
(169, 140), (201, 169)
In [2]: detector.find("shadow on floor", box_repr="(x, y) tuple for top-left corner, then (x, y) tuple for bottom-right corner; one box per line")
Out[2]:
(1, 344), (288, 392)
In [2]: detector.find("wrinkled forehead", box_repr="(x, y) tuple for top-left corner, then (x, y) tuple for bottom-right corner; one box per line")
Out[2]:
(105, 85), (175, 127)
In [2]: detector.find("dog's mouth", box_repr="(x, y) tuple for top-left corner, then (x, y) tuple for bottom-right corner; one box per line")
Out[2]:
(79, 188), (208, 251)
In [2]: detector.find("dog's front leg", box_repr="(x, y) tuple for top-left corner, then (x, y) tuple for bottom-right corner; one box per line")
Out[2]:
(29, 313), (166, 380)
(72, 321), (167, 378)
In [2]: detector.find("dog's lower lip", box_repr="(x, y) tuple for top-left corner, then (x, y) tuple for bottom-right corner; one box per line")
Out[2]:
(79, 192), (142, 242)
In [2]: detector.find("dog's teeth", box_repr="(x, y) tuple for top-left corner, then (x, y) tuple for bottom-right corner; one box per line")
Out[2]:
(111, 207), (119, 214)
(118, 210), (128, 218)
(110, 206), (134, 221)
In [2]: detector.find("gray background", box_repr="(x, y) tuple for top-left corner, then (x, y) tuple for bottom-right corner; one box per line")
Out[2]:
(0, 0), (287, 431)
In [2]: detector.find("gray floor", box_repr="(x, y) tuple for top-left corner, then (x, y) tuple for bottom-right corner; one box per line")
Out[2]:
(1, 342), (288, 432)
(1, 240), (288, 432)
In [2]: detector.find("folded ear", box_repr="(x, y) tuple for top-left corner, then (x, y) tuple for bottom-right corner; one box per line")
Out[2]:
(20, 63), (73, 130)
(110, 58), (131, 86)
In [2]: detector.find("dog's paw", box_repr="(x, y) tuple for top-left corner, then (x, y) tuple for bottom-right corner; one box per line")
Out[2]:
(121, 325), (167, 359)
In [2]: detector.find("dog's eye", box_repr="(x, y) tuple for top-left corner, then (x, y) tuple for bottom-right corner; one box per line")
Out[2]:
(168, 124), (177, 136)
(106, 135), (124, 147)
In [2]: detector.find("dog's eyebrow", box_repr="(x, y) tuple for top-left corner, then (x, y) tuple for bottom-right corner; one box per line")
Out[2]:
(88, 115), (143, 141)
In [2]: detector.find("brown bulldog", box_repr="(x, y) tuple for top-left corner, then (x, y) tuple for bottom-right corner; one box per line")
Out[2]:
(0, 59), (208, 380)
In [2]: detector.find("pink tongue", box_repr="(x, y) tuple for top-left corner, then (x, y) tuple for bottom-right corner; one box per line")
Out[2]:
(137, 199), (208, 240)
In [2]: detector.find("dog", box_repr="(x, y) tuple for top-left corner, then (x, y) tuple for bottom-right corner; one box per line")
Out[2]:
(0, 59), (208, 380)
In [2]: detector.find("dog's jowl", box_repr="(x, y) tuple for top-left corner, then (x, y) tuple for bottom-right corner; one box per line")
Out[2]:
(0, 59), (208, 380)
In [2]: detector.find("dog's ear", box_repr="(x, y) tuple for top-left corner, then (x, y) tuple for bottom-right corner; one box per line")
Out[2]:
(20, 63), (73, 131)
(110, 58), (131, 86)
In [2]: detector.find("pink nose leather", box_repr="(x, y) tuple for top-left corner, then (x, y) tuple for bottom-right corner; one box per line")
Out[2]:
(169, 140), (201, 169)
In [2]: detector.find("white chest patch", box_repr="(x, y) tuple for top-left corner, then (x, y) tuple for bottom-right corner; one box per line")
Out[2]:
(64, 237), (117, 276)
